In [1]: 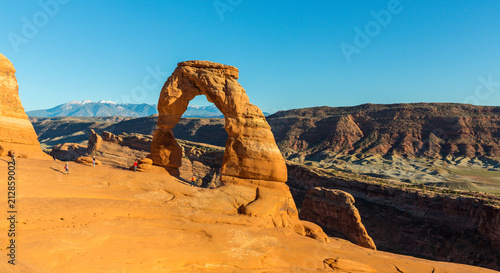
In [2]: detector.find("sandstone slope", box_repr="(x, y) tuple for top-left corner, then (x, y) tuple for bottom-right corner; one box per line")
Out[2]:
(0, 157), (496, 273)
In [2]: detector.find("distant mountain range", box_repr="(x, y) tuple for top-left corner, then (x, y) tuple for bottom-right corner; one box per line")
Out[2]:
(27, 100), (226, 118)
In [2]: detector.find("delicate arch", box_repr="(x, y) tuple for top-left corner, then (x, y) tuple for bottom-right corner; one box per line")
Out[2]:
(150, 61), (287, 182)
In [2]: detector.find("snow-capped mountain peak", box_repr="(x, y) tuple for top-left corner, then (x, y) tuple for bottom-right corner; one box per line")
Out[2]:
(27, 101), (232, 118)
(98, 100), (117, 105)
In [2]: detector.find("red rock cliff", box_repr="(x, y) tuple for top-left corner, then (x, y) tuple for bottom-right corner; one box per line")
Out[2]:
(287, 162), (500, 270)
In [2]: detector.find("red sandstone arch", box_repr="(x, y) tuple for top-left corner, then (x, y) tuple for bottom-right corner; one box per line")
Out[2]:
(150, 61), (287, 183)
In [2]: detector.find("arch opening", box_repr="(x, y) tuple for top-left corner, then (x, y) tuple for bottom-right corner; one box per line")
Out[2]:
(150, 60), (287, 183)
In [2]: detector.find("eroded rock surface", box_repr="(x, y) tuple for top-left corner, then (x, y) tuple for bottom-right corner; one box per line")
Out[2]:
(0, 53), (47, 158)
(87, 131), (148, 169)
(269, 103), (500, 160)
(87, 129), (102, 153)
(51, 143), (87, 161)
(2, 158), (494, 273)
(288, 162), (500, 270)
(75, 156), (102, 166)
(299, 187), (376, 250)
(151, 61), (286, 182)
(150, 61), (301, 233)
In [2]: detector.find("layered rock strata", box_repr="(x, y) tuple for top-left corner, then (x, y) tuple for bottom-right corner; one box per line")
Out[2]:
(269, 104), (500, 160)
(288, 162), (500, 270)
(0, 53), (46, 158)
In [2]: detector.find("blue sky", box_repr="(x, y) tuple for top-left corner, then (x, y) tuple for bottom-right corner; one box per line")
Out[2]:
(1, 0), (499, 113)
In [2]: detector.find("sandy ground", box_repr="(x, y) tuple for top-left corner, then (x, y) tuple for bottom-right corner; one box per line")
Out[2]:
(0, 157), (497, 273)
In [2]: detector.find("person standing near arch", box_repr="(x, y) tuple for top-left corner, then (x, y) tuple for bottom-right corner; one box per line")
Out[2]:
(133, 160), (138, 172)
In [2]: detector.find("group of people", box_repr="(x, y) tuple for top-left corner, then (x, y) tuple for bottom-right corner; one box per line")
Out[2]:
(58, 157), (141, 175)
(17, 151), (212, 187)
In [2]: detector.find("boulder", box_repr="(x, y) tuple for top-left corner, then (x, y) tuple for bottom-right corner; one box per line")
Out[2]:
(75, 156), (102, 166)
(301, 220), (329, 242)
(299, 187), (376, 250)
(135, 157), (154, 172)
(0, 53), (48, 159)
(138, 158), (153, 165)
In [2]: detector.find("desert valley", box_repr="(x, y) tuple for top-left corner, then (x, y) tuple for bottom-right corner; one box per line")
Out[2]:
(1, 51), (500, 273)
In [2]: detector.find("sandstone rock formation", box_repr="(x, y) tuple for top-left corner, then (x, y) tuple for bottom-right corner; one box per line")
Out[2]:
(75, 156), (102, 166)
(87, 129), (102, 153)
(88, 133), (148, 169)
(301, 220), (329, 242)
(151, 61), (286, 182)
(50, 143), (88, 161)
(299, 187), (376, 250)
(0, 53), (47, 158)
(101, 131), (153, 152)
(102, 131), (120, 143)
(288, 162), (500, 270)
(176, 139), (224, 184)
(150, 61), (302, 233)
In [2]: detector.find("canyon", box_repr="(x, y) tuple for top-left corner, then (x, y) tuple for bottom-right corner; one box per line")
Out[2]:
(4, 54), (498, 271)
